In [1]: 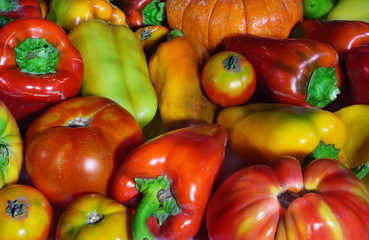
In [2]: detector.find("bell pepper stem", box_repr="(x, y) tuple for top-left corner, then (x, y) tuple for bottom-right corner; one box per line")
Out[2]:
(303, 141), (340, 167)
(167, 29), (183, 41)
(351, 162), (369, 180)
(306, 67), (340, 108)
(132, 176), (180, 240)
(141, 0), (166, 26)
(0, 0), (14, 12)
(0, 16), (13, 27)
(0, 142), (11, 166)
(14, 38), (59, 74)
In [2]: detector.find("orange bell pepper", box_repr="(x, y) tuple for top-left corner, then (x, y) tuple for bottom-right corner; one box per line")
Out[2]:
(149, 33), (217, 130)
(46, 0), (127, 32)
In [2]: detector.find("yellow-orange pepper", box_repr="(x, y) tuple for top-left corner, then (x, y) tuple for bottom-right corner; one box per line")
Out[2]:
(46, 0), (127, 32)
(335, 104), (369, 186)
(217, 103), (347, 166)
(149, 34), (217, 130)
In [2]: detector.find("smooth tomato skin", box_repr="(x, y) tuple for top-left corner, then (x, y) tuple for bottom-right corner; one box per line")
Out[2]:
(201, 51), (256, 107)
(0, 184), (53, 240)
(25, 96), (145, 208)
(56, 193), (133, 240)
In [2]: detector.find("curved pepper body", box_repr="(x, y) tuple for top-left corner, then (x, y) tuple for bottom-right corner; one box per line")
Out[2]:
(68, 20), (157, 128)
(226, 34), (342, 108)
(112, 123), (228, 240)
(335, 104), (369, 187)
(217, 103), (346, 166)
(46, 0), (127, 32)
(291, 18), (369, 64)
(327, 0), (369, 22)
(0, 17), (84, 126)
(346, 44), (369, 104)
(0, 0), (42, 19)
(149, 35), (217, 130)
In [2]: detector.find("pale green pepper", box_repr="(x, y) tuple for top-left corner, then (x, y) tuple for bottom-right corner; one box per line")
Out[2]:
(68, 20), (158, 128)
(327, 0), (369, 22)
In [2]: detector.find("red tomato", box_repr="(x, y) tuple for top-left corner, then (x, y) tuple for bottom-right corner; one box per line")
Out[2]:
(206, 157), (369, 240)
(56, 193), (133, 240)
(0, 184), (53, 240)
(25, 96), (145, 208)
(201, 51), (256, 107)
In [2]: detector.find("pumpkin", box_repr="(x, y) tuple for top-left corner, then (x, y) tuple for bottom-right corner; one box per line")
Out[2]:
(166, 0), (304, 52)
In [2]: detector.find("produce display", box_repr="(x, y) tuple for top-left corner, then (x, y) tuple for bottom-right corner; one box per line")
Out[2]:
(1, 0), (369, 239)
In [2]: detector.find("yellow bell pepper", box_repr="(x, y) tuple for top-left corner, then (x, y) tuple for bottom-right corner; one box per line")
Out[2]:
(47, 0), (128, 32)
(335, 104), (369, 185)
(327, 0), (369, 22)
(149, 34), (217, 130)
(217, 103), (347, 166)
(68, 20), (157, 128)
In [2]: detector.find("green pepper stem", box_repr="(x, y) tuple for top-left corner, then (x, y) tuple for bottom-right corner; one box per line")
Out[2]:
(14, 38), (59, 74)
(132, 176), (180, 240)
(0, 0), (13, 12)
(167, 29), (183, 41)
(306, 67), (340, 108)
(351, 163), (369, 180)
(303, 141), (340, 167)
(223, 55), (239, 71)
(0, 16), (13, 28)
(141, 0), (166, 26)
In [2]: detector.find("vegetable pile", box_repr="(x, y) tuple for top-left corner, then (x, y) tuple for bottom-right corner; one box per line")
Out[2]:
(1, 0), (369, 239)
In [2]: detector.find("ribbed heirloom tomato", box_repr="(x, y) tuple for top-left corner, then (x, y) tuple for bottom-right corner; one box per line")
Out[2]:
(24, 96), (145, 208)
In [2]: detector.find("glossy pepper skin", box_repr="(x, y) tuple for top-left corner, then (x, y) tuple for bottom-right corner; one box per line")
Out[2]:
(226, 34), (342, 109)
(135, 25), (169, 60)
(0, 17), (84, 126)
(302, 0), (338, 19)
(335, 104), (369, 188)
(149, 34), (217, 130)
(118, 0), (166, 29)
(217, 103), (346, 166)
(346, 44), (369, 104)
(46, 0), (127, 32)
(206, 157), (369, 240)
(68, 20), (157, 128)
(327, 0), (369, 22)
(0, 0), (42, 19)
(112, 124), (228, 240)
(290, 18), (369, 64)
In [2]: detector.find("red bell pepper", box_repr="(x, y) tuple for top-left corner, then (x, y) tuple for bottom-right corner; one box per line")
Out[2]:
(226, 34), (342, 109)
(290, 18), (369, 65)
(346, 44), (369, 104)
(0, 0), (42, 19)
(118, 0), (166, 29)
(112, 123), (228, 240)
(0, 17), (84, 126)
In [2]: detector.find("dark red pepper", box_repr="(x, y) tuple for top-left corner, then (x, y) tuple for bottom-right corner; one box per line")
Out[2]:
(346, 44), (369, 104)
(225, 34), (342, 109)
(117, 0), (166, 29)
(290, 18), (369, 65)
